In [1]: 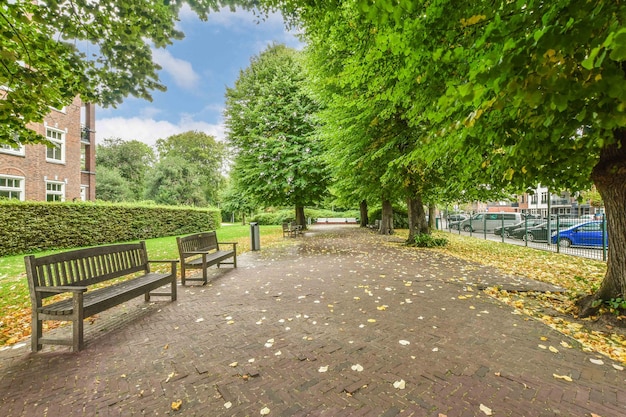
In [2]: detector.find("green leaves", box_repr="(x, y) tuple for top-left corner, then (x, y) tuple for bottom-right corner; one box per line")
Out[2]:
(224, 44), (330, 209)
(0, 0), (226, 146)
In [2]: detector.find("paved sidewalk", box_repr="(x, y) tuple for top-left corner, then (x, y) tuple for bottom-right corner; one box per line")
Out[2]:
(0, 226), (624, 416)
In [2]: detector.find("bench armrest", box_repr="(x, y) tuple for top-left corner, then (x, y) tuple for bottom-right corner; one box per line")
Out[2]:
(219, 242), (238, 251)
(147, 259), (178, 274)
(34, 285), (87, 294)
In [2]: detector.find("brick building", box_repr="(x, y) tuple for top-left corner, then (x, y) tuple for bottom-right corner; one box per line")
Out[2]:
(0, 96), (95, 202)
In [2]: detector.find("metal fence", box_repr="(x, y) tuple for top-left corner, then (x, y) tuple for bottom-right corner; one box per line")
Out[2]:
(439, 214), (608, 262)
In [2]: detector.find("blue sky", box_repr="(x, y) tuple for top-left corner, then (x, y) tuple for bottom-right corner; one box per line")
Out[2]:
(96, 6), (302, 148)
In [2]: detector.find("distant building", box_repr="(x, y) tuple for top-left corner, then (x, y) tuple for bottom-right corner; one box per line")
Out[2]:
(0, 97), (95, 201)
(485, 185), (597, 218)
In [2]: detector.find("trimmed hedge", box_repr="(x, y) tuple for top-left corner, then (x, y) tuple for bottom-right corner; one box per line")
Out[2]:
(250, 208), (361, 225)
(0, 200), (221, 256)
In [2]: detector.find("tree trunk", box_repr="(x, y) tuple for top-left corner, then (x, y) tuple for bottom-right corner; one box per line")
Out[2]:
(407, 194), (428, 243)
(578, 129), (626, 316)
(295, 205), (306, 229)
(241, 212), (246, 226)
(359, 200), (369, 228)
(428, 204), (437, 230)
(380, 199), (394, 235)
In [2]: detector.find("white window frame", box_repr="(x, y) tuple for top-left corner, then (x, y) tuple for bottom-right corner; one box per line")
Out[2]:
(46, 180), (65, 202)
(0, 174), (25, 201)
(80, 185), (88, 201)
(45, 127), (65, 164)
(0, 132), (25, 156)
(0, 142), (25, 156)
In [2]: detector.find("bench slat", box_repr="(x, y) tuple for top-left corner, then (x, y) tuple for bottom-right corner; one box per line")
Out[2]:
(39, 272), (173, 316)
(25, 242), (177, 352)
(176, 231), (237, 285)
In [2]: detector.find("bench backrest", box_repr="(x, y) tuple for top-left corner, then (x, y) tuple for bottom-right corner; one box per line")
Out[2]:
(177, 232), (218, 257)
(25, 242), (149, 299)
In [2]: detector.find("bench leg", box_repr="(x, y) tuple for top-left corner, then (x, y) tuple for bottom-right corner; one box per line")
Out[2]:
(72, 294), (84, 352)
(31, 311), (42, 352)
(181, 264), (186, 286)
(233, 253), (237, 268)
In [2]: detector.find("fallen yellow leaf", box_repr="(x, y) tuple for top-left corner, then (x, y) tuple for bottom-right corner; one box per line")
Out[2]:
(171, 399), (182, 411)
(552, 374), (572, 382)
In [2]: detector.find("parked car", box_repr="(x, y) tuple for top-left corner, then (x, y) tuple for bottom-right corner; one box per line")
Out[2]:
(459, 212), (524, 233)
(494, 219), (545, 238)
(510, 219), (582, 242)
(448, 214), (468, 230)
(448, 214), (467, 222)
(551, 221), (607, 248)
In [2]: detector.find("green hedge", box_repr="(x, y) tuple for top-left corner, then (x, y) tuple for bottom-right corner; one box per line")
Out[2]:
(250, 208), (361, 225)
(0, 200), (221, 256)
(368, 206), (409, 229)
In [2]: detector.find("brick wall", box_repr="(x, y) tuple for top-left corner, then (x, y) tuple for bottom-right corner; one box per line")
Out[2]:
(0, 96), (96, 201)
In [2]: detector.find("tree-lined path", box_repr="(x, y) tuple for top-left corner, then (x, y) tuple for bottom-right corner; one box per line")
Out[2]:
(0, 226), (624, 416)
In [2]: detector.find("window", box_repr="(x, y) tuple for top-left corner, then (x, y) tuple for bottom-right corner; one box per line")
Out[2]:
(0, 175), (25, 200)
(80, 143), (87, 170)
(0, 133), (24, 156)
(45, 128), (65, 163)
(579, 223), (602, 232)
(46, 181), (65, 202)
(80, 185), (88, 201)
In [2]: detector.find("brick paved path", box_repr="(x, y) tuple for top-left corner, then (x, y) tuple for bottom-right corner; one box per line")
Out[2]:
(1, 226), (624, 416)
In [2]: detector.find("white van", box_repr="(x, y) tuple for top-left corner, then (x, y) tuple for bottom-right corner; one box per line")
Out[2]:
(459, 212), (524, 233)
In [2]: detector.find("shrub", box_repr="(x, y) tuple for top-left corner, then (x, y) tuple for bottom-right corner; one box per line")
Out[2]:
(368, 206), (409, 229)
(413, 233), (448, 248)
(0, 200), (220, 256)
(250, 208), (361, 225)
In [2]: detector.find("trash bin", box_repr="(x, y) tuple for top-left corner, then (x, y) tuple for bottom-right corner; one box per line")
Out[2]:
(250, 222), (260, 251)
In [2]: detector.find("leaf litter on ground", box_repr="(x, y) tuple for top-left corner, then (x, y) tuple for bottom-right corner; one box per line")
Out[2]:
(390, 231), (626, 364)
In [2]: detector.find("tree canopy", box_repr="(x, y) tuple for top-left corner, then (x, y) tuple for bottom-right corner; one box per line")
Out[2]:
(0, 0), (246, 145)
(156, 131), (226, 205)
(96, 138), (155, 201)
(224, 43), (330, 225)
(287, 0), (626, 311)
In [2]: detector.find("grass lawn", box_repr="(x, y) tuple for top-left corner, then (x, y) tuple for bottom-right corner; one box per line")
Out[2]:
(0, 225), (282, 346)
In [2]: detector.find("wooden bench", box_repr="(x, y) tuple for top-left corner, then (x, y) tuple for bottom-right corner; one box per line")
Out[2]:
(176, 231), (237, 285)
(24, 242), (177, 352)
(282, 221), (302, 238)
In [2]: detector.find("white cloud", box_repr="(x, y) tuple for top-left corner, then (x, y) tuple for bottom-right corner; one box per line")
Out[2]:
(179, 5), (285, 29)
(152, 49), (200, 91)
(96, 116), (225, 148)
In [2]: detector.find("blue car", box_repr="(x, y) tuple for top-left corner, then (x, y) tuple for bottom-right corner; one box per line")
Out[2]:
(551, 221), (607, 248)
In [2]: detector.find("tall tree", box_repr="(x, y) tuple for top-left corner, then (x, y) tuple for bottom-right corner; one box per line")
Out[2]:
(94, 166), (134, 202)
(286, 0), (626, 312)
(224, 44), (330, 227)
(156, 131), (226, 205)
(144, 155), (206, 206)
(96, 138), (155, 200)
